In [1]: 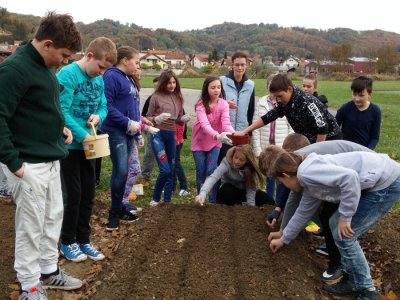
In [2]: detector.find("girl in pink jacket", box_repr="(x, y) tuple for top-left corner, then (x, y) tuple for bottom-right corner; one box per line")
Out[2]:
(191, 76), (235, 203)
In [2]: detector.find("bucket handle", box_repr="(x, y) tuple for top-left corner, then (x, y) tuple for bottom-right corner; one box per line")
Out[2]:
(89, 123), (97, 139)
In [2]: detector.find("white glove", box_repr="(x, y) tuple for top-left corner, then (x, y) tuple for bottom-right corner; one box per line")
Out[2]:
(127, 120), (140, 135)
(144, 125), (160, 135)
(154, 112), (171, 124)
(195, 195), (206, 206)
(180, 114), (191, 123)
(216, 132), (233, 145)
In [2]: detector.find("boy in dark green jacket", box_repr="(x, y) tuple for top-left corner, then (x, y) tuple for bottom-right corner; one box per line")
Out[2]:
(0, 12), (83, 300)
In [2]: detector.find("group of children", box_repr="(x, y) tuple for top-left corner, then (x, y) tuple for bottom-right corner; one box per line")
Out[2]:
(0, 18), (392, 299)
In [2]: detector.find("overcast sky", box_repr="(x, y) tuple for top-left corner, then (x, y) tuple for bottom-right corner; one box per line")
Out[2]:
(2, 0), (400, 34)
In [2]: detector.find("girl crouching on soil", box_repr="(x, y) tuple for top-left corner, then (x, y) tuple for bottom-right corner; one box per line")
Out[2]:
(268, 151), (400, 300)
(195, 145), (274, 206)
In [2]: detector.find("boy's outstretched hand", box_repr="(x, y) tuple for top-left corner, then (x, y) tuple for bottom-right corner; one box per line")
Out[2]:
(338, 219), (354, 240)
(269, 238), (284, 253)
(233, 131), (246, 137)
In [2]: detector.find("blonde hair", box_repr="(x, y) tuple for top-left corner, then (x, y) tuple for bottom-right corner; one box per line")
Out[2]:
(226, 145), (264, 189)
(86, 37), (117, 65)
(258, 145), (286, 177)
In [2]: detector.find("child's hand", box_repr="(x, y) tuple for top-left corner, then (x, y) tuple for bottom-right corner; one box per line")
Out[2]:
(142, 117), (154, 127)
(195, 195), (205, 205)
(266, 210), (280, 228)
(127, 120), (140, 135)
(269, 238), (284, 253)
(338, 219), (354, 240)
(227, 99), (237, 109)
(154, 113), (171, 124)
(233, 131), (246, 137)
(144, 125), (160, 135)
(63, 127), (73, 144)
(268, 229), (283, 242)
(180, 114), (191, 123)
(86, 114), (100, 127)
(137, 137), (145, 148)
(216, 132), (233, 145)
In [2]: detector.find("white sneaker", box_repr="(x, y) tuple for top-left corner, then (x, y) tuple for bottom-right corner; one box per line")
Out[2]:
(179, 189), (190, 197)
(150, 200), (159, 207)
(41, 268), (82, 290)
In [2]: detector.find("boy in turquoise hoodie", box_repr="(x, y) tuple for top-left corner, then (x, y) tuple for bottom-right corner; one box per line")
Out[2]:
(57, 37), (116, 262)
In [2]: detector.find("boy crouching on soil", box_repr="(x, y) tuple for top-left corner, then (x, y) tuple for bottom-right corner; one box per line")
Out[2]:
(268, 149), (400, 300)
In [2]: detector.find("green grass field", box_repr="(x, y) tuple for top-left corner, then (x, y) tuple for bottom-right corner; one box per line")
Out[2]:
(98, 77), (400, 209)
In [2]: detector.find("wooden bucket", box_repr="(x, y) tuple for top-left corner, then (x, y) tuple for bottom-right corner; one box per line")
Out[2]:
(82, 124), (110, 159)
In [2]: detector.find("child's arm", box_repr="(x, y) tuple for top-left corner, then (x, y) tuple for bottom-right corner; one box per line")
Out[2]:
(195, 103), (219, 138)
(251, 100), (262, 157)
(245, 187), (257, 206)
(220, 100), (235, 133)
(280, 190), (303, 229)
(57, 69), (89, 143)
(237, 107), (280, 136)
(198, 160), (229, 198)
(367, 105), (381, 150)
(281, 194), (322, 245)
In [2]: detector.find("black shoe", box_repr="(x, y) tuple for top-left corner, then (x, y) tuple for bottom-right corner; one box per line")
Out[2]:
(119, 209), (139, 223)
(315, 243), (329, 257)
(322, 264), (344, 283)
(352, 289), (381, 300)
(323, 273), (356, 296)
(106, 210), (120, 231)
(311, 230), (324, 240)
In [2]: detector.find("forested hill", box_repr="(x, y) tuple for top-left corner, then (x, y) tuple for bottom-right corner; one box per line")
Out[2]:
(2, 8), (400, 59)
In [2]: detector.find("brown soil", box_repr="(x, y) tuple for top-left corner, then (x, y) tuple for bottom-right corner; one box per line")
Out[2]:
(1, 198), (399, 300)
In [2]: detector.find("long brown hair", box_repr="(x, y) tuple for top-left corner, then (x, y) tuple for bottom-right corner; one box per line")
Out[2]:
(155, 70), (184, 104)
(271, 152), (305, 179)
(226, 145), (264, 189)
(196, 76), (224, 114)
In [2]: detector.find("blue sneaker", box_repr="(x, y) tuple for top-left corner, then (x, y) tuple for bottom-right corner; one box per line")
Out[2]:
(60, 243), (87, 262)
(79, 243), (105, 261)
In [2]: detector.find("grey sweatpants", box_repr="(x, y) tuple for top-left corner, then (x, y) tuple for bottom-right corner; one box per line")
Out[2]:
(3, 161), (63, 288)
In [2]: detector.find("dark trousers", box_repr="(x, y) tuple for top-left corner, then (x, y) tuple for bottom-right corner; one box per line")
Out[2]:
(60, 150), (96, 245)
(95, 157), (102, 182)
(217, 144), (233, 165)
(320, 202), (341, 267)
(173, 143), (188, 191)
(217, 182), (274, 206)
(95, 130), (103, 182)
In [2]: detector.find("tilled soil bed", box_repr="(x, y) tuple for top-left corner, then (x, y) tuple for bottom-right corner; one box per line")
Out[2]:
(1, 200), (399, 300)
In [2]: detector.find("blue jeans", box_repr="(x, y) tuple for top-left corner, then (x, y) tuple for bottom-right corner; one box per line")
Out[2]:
(151, 130), (176, 202)
(192, 147), (220, 203)
(108, 132), (134, 211)
(330, 176), (400, 291)
(266, 177), (285, 201)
